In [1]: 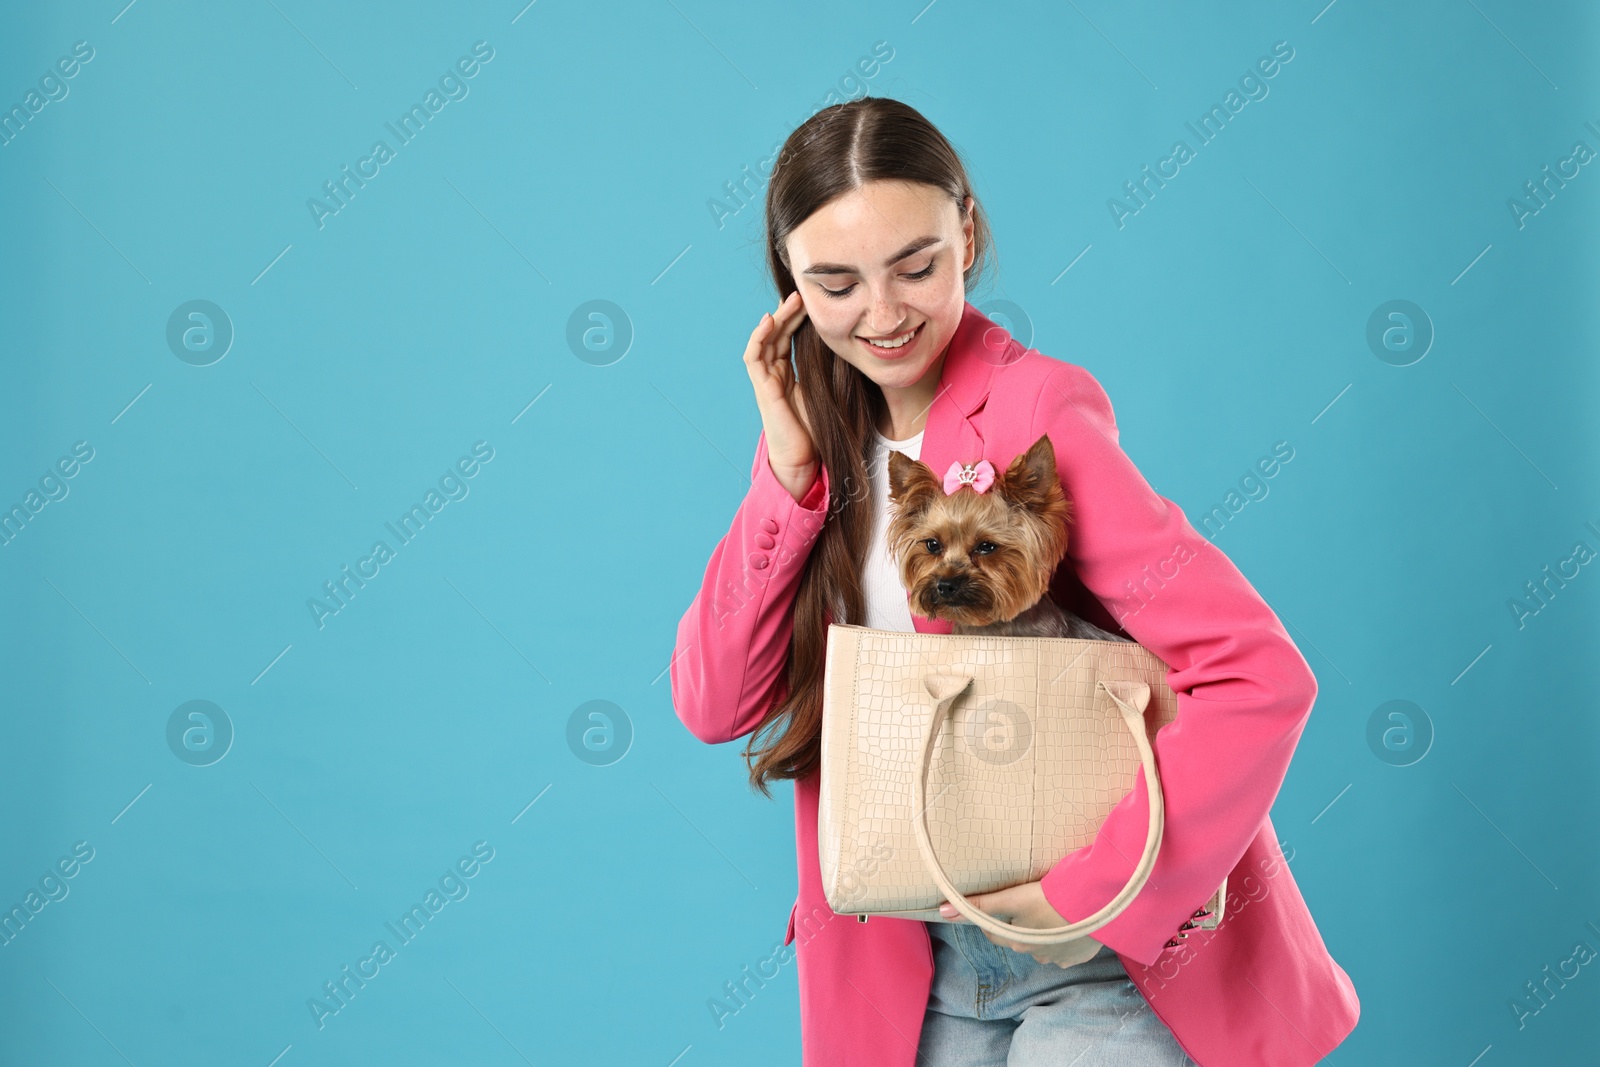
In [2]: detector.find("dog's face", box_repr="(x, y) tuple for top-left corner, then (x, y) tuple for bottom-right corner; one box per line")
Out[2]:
(885, 434), (1073, 627)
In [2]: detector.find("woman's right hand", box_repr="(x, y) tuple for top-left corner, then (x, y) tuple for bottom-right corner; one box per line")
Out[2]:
(743, 290), (820, 502)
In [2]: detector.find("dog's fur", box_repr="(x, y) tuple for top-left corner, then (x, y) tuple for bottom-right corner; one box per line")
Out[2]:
(885, 434), (1130, 641)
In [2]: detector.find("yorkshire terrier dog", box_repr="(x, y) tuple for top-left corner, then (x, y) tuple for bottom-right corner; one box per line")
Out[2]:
(885, 434), (1131, 641)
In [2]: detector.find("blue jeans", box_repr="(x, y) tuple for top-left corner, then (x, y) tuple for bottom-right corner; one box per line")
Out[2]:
(916, 921), (1197, 1066)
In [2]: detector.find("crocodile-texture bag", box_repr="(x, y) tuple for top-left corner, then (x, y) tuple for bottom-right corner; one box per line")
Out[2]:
(818, 622), (1225, 945)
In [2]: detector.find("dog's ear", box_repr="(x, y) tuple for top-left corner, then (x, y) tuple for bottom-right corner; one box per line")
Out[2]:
(887, 450), (940, 510)
(1000, 434), (1073, 563)
(999, 434), (1062, 508)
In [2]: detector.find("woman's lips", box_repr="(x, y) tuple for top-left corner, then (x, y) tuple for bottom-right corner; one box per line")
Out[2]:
(859, 322), (923, 359)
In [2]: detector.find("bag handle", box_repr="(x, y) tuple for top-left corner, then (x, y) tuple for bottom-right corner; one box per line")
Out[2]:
(909, 673), (1166, 945)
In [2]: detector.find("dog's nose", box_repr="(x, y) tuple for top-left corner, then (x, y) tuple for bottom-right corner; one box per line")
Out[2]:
(935, 577), (962, 598)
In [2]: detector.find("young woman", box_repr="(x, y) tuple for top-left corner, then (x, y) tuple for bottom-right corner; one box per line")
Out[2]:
(671, 97), (1358, 1067)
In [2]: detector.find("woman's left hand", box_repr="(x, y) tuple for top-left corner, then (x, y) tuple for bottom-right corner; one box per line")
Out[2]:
(938, 881), (1104, 969)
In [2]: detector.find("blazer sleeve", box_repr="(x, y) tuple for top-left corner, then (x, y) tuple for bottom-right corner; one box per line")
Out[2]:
(670, 430), (832, 745)
(1031, 361), (1318, 968)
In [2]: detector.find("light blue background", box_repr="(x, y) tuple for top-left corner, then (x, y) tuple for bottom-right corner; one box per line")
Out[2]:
(1, 1), (1596, 1063)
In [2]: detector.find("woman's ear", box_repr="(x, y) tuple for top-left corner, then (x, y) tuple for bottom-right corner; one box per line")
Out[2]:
(960, 195), (975, 272)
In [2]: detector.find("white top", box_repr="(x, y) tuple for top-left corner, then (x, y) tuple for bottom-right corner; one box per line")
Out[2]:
(862, 426), (925, 632)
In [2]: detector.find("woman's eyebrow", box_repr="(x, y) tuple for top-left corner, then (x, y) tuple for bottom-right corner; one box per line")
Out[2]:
(801, 235), (943, 276)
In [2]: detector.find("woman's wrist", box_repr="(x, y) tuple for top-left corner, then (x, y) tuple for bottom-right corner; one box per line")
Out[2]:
(771, 459), (821, 505)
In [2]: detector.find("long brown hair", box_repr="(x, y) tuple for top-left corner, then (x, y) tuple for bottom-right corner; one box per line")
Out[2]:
(743, 96), (994, 797)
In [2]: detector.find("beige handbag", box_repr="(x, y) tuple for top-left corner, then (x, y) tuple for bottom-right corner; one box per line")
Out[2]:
(818, 622), (1225, 945)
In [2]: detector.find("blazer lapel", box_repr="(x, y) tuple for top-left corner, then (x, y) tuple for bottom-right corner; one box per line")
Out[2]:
(908, 301), (1014, 635)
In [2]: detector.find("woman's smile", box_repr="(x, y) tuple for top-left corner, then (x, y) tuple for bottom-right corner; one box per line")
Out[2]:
(858, 321), (924, 359)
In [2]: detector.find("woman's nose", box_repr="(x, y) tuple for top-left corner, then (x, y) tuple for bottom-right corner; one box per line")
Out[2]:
(864, 287), (905, 334)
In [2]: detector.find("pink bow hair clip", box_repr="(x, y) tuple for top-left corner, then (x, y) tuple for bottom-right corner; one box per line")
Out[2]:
(942, 459), (996, 495)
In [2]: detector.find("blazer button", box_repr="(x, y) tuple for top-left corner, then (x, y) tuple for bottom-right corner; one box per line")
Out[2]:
(750, 554), (770, 570)
(761, 518), (780, 534)
(755, 533), (776, 549)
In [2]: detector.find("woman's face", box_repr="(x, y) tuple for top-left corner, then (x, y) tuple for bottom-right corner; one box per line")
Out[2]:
(782, 179), (974, 395)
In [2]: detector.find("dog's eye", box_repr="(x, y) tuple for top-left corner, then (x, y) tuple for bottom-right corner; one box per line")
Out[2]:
(974, 541), (999, 555)
(922, 538), (942, 555)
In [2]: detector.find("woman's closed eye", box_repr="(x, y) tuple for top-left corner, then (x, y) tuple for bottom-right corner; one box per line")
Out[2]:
(819, 259), (938, 299)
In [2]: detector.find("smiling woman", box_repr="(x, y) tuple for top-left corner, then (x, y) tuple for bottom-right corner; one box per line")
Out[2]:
(670, 96), (1358, 1067)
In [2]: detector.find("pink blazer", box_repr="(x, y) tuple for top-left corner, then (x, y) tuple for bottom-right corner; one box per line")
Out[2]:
(671, 301), (1359, 1066)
